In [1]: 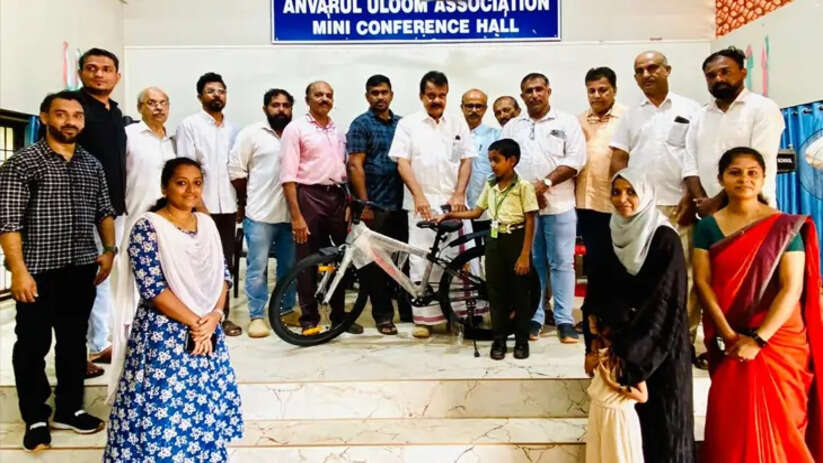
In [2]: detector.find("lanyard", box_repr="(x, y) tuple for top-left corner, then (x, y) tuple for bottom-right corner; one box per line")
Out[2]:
(491, 181), (517, 221)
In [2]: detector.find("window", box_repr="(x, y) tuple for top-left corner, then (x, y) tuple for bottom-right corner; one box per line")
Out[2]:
(0, 109), (32, 301)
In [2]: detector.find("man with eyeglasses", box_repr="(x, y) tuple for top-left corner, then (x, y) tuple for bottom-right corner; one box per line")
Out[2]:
(388, 71), (478, 339)
(462, 89), (500, 234)
(74, 48), (127, 378)
(501, 72), (586, 344)
(176, 72), (242, 336)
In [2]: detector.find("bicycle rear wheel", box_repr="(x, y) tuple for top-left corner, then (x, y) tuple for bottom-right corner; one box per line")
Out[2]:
(268, 248), (367, 347)
(438, 245), (492, 338)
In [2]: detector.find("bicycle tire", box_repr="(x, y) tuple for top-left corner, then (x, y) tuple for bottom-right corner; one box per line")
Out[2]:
(268, 250), (368, 347)
(438, 245), (490, 330)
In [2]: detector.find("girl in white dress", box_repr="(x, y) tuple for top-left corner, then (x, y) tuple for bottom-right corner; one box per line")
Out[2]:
(585, 315), (647, 463)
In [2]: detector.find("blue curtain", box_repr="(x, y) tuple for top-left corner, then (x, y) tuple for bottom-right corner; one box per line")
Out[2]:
(777, 100), (823, 264)
(24, 116), (40, 146)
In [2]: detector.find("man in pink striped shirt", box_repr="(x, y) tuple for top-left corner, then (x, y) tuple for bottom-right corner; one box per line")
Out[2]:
(280, 81), (363, 335)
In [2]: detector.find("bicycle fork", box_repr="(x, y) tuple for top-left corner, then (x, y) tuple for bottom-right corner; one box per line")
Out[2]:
(320, 247), (354, 305)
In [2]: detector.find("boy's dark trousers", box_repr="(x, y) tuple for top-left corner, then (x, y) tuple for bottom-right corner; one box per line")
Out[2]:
(485, 228), (539, 342)
(13, 264), (97, 425)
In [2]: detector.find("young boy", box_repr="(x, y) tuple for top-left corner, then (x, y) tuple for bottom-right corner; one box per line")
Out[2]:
(436, 138), (539, 359)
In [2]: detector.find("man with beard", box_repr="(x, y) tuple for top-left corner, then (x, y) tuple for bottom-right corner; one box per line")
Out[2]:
(462, 89), (500, 220)
(74, 48), (127, 377)
(0, 92), (115, 451)
(346, 75), (411, 335)
(176, 72), (242, 336)
(388, 71), (478, 339)
(685, 46), (785, 213)
(280, 81), (363, 335)
(501, 73), (586, 343)
(609, 51), (703, 366)
(492, 96), (521, 128)
(228, 89), (297, 338)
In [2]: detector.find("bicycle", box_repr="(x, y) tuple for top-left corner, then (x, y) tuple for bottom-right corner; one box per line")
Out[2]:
(267, 199), (491, 348)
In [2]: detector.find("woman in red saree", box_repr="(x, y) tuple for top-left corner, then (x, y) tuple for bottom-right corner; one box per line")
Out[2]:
(694, 147), (822, 462)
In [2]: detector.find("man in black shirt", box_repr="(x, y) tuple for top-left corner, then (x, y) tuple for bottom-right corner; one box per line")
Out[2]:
(74, 48), (127, 378)
(0, 91), (114, 452)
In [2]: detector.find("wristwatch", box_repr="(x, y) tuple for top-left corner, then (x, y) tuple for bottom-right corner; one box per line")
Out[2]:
(103, 245), (118, 255)
(542, 178), (553, 188)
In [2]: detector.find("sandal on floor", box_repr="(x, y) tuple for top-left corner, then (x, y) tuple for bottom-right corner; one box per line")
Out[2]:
(693, 352), (709, 370)
(222, 320), (242, 337)
(376, 321), (398, 335)
(85, 361), (104, 379)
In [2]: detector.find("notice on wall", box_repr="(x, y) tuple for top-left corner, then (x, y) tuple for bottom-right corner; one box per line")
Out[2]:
(271, 0), (560, 42)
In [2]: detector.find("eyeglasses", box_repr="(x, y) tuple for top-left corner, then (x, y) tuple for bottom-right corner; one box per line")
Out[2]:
(144, 100), (169, 109)
(204, 88), (226, 96)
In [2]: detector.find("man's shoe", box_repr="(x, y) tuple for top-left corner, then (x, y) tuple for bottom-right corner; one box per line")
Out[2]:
(490, 339), (507, 360)
(222, 319), (242, 336)
(514, 341), (530, 359)
(51, 410), (105, 434)
(346, 323), (364, 335)
(84, 361), (104, 379)
(23, 422), (50, 453)
(528, 321), (542, 341)
(557, 323), (579, 344)
(280, 310), (301, 327)
(88, 346), (112, 364)
(248, 318), (270, 338)
(412, 324), (431, 338)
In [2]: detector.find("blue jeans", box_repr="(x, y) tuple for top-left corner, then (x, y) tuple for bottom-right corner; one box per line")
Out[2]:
(531, 209), (577, 327)
(243, 218), (296, 320)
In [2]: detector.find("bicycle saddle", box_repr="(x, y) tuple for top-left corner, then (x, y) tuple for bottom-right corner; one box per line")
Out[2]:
(416, 219), (462, 232)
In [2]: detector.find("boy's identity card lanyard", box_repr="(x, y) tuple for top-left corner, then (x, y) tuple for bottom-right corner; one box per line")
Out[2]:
(489, 181), (516, 239)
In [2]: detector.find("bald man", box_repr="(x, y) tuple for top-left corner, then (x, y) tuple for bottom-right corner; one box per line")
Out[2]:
(280, 81), (363, 335)
(461, 89), (501, 213)
(608, 51), (703, 364)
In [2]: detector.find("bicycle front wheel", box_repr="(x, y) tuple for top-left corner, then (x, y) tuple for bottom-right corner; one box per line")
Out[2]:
(268, 249), (367, 347)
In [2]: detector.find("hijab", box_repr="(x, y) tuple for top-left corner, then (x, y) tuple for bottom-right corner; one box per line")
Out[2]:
(609, 168), (675, 276)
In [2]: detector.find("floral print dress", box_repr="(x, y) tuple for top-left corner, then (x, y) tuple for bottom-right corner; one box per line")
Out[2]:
(104, 217), (243, 462)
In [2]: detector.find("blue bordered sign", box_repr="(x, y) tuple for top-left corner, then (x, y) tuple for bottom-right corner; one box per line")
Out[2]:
(271, 0), (560, 43)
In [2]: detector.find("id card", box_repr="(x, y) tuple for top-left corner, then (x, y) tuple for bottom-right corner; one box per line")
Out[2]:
(490, 220), (499, 239)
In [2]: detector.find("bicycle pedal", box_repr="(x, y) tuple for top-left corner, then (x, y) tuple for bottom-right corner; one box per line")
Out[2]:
(317, 265), (335, 272)
(302, 326), (323, 335)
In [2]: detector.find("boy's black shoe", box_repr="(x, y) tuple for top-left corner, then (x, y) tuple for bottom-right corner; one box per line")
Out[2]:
(514, 341), (530, 359)
(23, 422), (50, 453)
(52, 410), (105, 434)
(490, 339), (507, 360)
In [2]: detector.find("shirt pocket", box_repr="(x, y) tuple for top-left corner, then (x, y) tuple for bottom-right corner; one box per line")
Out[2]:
(449, 135), (464, 163)
(540, 132), (566, 159)
(666, 118), (690, 148)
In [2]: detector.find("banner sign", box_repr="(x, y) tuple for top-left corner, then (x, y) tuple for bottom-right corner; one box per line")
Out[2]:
(271, 0), (560, 43)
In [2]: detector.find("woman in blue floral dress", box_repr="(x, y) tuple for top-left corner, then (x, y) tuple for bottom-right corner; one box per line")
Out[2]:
(104, 158), (243, 462)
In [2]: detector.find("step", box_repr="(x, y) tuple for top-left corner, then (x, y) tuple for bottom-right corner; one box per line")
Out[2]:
(0, 416), (706, 462)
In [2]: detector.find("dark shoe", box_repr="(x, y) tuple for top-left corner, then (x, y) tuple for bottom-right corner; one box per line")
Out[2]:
(490, 339), (507, 360)
(514, 341), (530, 359)
(528, 321), (542, 341)
(222, 319), (242, 336)
(376, 320), (398, 335)
(574, 321), (585, 334)
(346, 322), (364, 335)
(89, 346), (112, 364)
(557, 323), (579, 344)
(23, 422), (50, 453)
(692, 347), (709, 370)
(84, 361), (104, 379)
(52, 410), (105, 434)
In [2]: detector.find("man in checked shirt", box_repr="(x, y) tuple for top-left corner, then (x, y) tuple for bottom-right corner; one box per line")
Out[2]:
(0, 91), (115, 452)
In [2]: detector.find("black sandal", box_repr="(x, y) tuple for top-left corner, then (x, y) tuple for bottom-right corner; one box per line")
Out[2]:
(693, 352), (709, 370)
(376, 321), (398, 335)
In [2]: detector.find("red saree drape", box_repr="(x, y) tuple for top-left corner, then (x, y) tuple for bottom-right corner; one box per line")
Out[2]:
(702, 213), (823, 463)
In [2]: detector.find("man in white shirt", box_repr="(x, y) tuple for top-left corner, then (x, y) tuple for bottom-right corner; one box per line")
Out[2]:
(502, 72), (587, 344)
(685, 46), (785, 213)
(176, 72), (241, 336)
(228, 89), (296, 339)
(609, 51), (703, 364)
(388, 71), (478, 338)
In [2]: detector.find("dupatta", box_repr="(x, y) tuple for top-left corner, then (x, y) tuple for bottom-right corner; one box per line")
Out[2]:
(702, 213), (822, 461)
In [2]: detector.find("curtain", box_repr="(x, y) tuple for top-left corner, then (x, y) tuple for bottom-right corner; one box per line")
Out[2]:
(778, 101), (823, 267)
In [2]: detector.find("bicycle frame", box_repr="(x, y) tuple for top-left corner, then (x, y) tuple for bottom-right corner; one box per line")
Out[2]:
(320, 221), (448, 305)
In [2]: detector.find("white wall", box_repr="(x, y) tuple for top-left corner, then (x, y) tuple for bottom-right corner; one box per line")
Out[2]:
(712, 0), (822, 108)
(120, 0), (714, 131)
(0, 0), (124, 114)
(124, 41), (711, 133)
